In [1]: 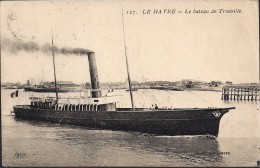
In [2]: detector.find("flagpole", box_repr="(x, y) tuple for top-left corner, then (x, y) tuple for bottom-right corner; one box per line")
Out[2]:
(18, 90), (20, 105)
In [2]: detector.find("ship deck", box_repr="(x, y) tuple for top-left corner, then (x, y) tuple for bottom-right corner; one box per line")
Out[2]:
(14, 105), (235, 112)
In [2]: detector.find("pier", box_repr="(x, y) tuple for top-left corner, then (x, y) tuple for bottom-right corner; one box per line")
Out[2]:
(221, 84), (260, 101)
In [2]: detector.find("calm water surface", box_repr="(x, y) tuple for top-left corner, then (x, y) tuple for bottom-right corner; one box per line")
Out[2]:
(2, 89), (260, 167)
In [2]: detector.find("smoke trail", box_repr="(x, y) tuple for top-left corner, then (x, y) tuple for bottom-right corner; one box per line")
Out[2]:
(72, 48), (91, 55)
(41, 43), (59, 54)
(1, 38), (93, 55)
(2, 38), (39, 53)
(59, 47), (91, 55)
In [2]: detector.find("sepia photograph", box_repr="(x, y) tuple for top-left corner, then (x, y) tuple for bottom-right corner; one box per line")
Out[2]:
(1, 0), (259, 167)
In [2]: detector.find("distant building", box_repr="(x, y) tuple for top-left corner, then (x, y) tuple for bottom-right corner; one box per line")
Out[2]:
(210, 81), (222, 87)
(186, 81), (194, 88)
(226, 81), (233, 85)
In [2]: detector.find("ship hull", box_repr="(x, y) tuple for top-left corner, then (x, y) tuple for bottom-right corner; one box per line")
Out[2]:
(24, 87), (81, 92)
(13, 106), (232, 136)
(30, 88), (69, 93)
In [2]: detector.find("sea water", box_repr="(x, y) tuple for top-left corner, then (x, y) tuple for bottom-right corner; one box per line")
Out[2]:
(2, 89), (260, 167)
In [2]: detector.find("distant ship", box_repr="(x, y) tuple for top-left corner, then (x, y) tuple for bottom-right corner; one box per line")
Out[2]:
(150, 85), (184, 91)
(185, 86), (222, 92)
(126, 88), (138, 91)
(24, 81), (82, 93)
(5, 86), (23, 89)
(185, 88), (222, 92)
(150, 85), (167, 90)
(2, 83), (24, 89)
(166, 86), (184, 91)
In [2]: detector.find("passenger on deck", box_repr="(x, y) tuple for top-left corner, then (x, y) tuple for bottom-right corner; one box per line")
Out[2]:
(150, 105), (154, 110)
(155, 104), (158, 110)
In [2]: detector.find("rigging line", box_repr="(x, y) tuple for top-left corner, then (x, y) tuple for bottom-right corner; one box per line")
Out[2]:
(150, 90), (160, 104)
(142, 89), (159, 108)
(168, 87), (234, 130)
(170, 88), (215, 107)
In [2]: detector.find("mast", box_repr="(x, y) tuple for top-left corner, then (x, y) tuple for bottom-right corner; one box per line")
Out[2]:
(51, 30), (59, 103)
(121, 8), (135, 111)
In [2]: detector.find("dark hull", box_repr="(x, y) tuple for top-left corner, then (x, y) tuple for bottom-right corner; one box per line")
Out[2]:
(25, 87), (81, 92)
(24, 87), (33, 92)
(167, 88), (184, 91)
(31, 88), (69, 92)
(13, 106), (233, 136)
(126, 89), (138, 91)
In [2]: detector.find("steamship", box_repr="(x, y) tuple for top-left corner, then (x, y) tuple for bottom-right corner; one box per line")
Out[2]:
(24, 81), (81, 93)
(12, 15), (235, 136)
(13, 50), (235, 136)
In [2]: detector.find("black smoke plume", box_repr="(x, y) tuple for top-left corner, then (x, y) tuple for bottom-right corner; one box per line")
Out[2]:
(1, 38), (93, 55)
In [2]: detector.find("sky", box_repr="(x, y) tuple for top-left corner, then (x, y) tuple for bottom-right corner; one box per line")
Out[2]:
(1, 0), (259, 84)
